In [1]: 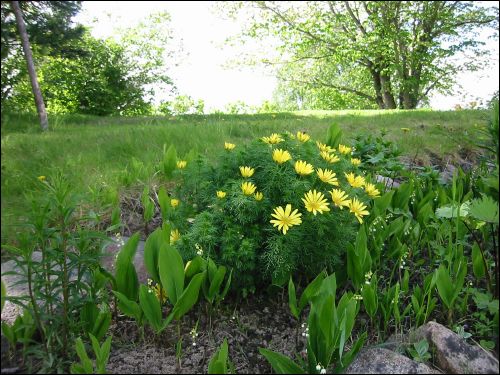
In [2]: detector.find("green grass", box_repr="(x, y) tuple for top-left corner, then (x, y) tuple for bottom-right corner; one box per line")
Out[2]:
(0, 109), (491, 244)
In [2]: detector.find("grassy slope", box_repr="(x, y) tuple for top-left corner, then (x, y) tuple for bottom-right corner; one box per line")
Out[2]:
(0, 109), (490, 243)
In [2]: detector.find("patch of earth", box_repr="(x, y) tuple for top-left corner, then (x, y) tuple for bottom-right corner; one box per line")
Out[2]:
(106, 293), (307, 374)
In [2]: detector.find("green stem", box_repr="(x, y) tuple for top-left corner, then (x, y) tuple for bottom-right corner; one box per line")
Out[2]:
(61, 220), (69, 359)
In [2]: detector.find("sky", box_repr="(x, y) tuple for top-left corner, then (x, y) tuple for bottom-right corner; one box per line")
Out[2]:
(75, 1), (499, 111)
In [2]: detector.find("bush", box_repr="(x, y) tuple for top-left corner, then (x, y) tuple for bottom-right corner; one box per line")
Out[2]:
(173, 130), (380, 294)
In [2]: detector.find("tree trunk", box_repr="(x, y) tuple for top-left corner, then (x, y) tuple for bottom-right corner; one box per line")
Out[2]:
(370, 69), (386, 109)
(11, 1), (48, 131)
(380, 74), (397, 109)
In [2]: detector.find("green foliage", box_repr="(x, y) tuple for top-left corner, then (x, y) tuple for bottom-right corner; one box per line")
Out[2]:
(208, 339), (231, 374)
(114, 233), (140, 301)
(288, 271), (326, 320)
(161, 144), (178, 178)
(347, 226), (372, 289)
(325, 122), (343, 149)
(1, 173), (110, 368)
(144, 224), (171, 283)
(1, 279), (5, 313)
(407, 339), (431, 363)
(260, 273), (366, 374)
(70, 334), (112, 374)
(226, 2), (497, 109)
(176, 131), (371, 293)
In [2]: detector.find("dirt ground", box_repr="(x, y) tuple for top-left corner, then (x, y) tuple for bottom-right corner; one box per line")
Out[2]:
(106, 293), (306, 374)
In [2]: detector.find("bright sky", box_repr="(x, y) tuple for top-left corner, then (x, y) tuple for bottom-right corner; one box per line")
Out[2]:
(75, 1), (499, 111)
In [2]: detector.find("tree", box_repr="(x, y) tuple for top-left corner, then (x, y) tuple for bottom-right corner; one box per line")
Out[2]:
(1, 1), (85, 109)
(11, 1), (48, 130)
(223, 1), (498, 109)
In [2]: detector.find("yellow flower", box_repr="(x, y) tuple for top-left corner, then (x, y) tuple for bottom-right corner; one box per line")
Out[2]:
(254, 192), (263, 201)
(401, 127), (410, 132)
(171, 198), (180, 208)
(316, 141), (335, 153)
(241, 181), (257, 196)
(262, 133), (284, 144)
(272, 148), (292, 164)
(270, 204), (302, 234)
(239, 166), (255, 178)
(351, 158), (362, 166)
(320, 151), (340, 163)
(216, 191), (227, 199)
(349, 197), (370, 224)
(338, 144), (352, 155)
(316, 168), (339, 185)
(177, 160), (187, 169)
(224, 142), (236, 150)
(170, 229), (181, 244)
(153, 283), (167, 304)
(37, 175), (46, 182)
(364, 182), (381, 198)
(296, 131), (310, 142)
(302, 189), (330, 215)
(329, 189), (351, 210)
(294, 160), (314, 176)
(345, 172), (365, 188)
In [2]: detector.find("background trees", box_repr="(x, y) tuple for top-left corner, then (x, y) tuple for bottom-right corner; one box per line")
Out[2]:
(224, 1), (498, 110)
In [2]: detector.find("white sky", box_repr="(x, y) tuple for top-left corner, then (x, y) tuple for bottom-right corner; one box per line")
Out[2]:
(75, 1), (499, 111)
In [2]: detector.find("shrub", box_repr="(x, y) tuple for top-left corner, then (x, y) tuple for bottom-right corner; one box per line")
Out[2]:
(174, 129), (380, 294)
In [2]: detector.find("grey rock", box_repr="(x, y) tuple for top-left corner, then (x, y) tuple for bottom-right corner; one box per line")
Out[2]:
(413, 321), (499, 374)
(345, 347), (439, 374)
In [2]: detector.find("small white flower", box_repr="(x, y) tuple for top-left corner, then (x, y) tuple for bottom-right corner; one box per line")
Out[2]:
(316, 364), (321, 371)
(192, 342), (196, 346)
(320, 369), (326, 374)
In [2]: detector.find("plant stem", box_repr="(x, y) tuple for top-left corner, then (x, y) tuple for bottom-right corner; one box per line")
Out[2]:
(26, 257), (47, 354)
(61, 220), (69, 359)
(491, 224), (499, 299)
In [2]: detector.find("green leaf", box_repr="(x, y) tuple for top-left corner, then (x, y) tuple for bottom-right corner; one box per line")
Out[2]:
(158, 186), (171, 222)
(435, 265), (454, 309)
(162, 144), (177, 178)
(92, 311), (111, 341)
(96, 336), (112, 374)
(144, 224), (170, 283)
(259, 348), (305, 374)
(208, 266), (226, 303)
(1, 279), (6, 313)
(74, 337), (94, 374)
(325, 122), (343, 148)
(219, 269), (232, 301)
(373, 190), (394, 216)
(112, 290), (142, 321)
(288, 277), (299, 320)
(435, 202), (470, 219)
(70, 363), (88, 374)
(184, 256), (207, 280)
(472, 242), (486, 278)
(469, 195), (499, 223)
(115, 232), (140, 301)
(139, 284), (163, 333)
(361, 283), (378, 318)
(172, 271), (206, 320)
(208, 338), (229, 374)
(80, 302), (99, 333)
(298, 270), (326, 311)
(158, 243), (185, 305)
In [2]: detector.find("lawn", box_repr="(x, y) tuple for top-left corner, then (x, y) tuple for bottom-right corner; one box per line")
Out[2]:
(0, 109), (489, 245)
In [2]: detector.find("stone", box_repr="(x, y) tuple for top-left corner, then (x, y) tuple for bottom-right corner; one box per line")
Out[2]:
(412, 321), (498, 374)
(345, 347), (439, 374)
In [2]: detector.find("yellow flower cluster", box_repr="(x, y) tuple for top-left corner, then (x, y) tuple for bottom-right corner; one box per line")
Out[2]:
(177, 160), (187, 169)
(171, 198), (180, 208)
(295, 160), (314, 176)
(345, 172), (365, 188)
(240, 166), (255, 178)
(273, 149), (292, 164)
(262, 133), (284, 144)
(241, 181), (257, 195)
(221, 133), (373, 234)
(170, 229), (181, 244)
(296, 131), (310, 142)
(338, 144), (352, 155)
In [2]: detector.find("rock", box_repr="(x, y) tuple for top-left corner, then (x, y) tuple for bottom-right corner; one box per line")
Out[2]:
(375, 175), (401, 189)
(345, 347), (438, 374)
(412, 321), (499, 374)
(100, 236), (148, 283)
